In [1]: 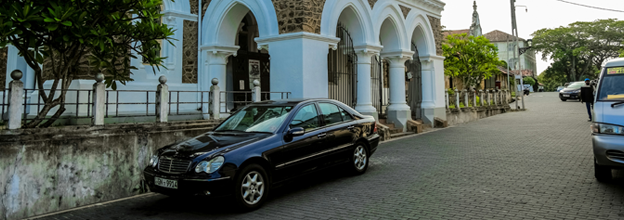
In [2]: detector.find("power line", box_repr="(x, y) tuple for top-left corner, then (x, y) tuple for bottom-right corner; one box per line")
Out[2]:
(555, 0), (624, 13)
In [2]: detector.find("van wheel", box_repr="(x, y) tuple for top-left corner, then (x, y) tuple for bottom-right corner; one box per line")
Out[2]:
(594, 159), (612, 182)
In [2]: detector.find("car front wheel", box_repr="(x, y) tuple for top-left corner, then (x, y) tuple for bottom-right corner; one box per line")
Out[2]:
(594, 158), (612, 182)
(350, 143), (369, 175)
(560, 98), (567, 101)
(234, 164), (269, 210)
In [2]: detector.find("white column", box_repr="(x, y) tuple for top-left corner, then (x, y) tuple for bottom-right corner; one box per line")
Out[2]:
(156, 75), (169, 123)
(8, 70), (24, 130)
(92, 73), (105, 126)
(203, 46), (237, 115)
(382, 51), (412, 131)
(354, 45), (382, 121)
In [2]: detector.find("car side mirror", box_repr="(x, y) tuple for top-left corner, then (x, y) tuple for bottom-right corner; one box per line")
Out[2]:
(287, 127), (305, 137)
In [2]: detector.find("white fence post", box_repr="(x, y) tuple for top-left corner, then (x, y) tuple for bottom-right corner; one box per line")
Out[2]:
(8, 70), (24, 130)
(487, 90), (492, 106)
(92, 73), (106, 126)
(455, 89), (460, 110)
(463, 89), (468, 107)
(252, 80), (261, 102)
(156, 75), (169, 123)
(472, 89), (477, 107)
(493, 90), (498, 105)
(479, 90), (484, 106)
(445, 90), (449, 110)
(211, 78), (220, 120)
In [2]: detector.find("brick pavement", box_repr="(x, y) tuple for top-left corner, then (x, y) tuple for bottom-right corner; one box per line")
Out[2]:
(36, 92), (624, 220)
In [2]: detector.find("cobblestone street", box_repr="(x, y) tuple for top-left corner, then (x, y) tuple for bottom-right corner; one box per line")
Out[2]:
(37, 92), (624, 220)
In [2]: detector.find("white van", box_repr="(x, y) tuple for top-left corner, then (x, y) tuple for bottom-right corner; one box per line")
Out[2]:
(592, 58), (624, 181)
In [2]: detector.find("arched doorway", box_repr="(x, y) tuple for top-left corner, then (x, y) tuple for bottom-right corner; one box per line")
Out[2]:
(328, 22), (357, 107)
(227, 12), (270, 111)
(406, 42), (422, 120)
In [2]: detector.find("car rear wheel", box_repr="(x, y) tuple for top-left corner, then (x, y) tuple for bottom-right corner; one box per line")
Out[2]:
(560, 99), (567, 101)
(350, 143), (369, 175)
(594, 158), (612, 182)
(234, 164), (269, 210)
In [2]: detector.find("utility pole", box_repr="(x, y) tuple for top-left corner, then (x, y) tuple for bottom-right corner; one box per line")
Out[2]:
(510, 0), (525, 110)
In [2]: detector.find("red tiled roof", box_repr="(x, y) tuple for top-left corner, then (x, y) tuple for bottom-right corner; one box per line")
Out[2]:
(483, 30), (525, 42)
(442, 29), (469, 39)
(497, 67), (533, 77)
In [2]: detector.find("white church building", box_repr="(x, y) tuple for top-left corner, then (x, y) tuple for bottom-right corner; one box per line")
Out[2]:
(1, 0), (447, 130)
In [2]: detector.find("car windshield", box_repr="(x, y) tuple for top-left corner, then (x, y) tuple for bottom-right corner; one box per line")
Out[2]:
(215, 106), (293, 133)
(598, 66), (624, 101)
(566, 82), (585, 89)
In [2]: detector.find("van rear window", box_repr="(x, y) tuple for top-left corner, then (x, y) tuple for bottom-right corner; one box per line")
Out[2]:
(598, 67), (624, 101)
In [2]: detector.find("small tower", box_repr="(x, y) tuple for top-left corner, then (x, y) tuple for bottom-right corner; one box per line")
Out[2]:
(469, 1), (483, 37)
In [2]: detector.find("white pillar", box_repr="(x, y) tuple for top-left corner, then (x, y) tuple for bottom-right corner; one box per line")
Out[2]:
(210, 78), (220, 120)
(354, 45), (382, 121)
(252, 80), (261, 102)
(92, 73), (105, 126)
(203, 46), (237, 115)
(382, 51), (412, 131)
(8, 70), (24, 130)
(156, 75), (169, 123)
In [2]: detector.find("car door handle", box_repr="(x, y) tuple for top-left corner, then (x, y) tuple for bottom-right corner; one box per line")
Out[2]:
(317, 133), (327, 138)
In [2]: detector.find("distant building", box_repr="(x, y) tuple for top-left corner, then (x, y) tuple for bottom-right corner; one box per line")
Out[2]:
(483, 30), (537, 78)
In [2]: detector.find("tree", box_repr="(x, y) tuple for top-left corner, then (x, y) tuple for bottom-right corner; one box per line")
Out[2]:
(0, 0), (174, 128)
(522, 77), (535, 87)
(532, 19), (624, 82)
(443, 33), (503, 89)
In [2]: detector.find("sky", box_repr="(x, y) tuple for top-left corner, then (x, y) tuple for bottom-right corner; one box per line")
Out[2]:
(440, 0), (624, 75)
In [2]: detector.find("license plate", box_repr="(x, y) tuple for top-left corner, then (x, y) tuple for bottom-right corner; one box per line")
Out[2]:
(563, 95), (570, 97)
(155, 177), (178, 189)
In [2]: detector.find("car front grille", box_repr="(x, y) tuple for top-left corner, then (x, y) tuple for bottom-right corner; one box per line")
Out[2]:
(606, 150), (624, 161)
(158, 157), (191, 174)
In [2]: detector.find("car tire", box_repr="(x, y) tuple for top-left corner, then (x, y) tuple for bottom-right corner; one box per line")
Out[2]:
(594, 158), (612, 182)
(233, 164), (269, 211)
(349, 143), (369, 175)
(560, 99), (567, 101)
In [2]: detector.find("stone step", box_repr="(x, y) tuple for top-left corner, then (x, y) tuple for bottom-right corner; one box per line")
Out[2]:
(389, 128), (403, 134)
(390, 132), (416, 139)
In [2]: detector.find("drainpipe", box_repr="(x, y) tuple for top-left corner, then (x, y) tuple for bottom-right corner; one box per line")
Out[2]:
(197, 0), (203, 109)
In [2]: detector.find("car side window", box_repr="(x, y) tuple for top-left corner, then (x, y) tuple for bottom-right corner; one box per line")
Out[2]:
(340, 107), (354, 121)
(319, 103), (343, 126)
(289, 104), (320, 131)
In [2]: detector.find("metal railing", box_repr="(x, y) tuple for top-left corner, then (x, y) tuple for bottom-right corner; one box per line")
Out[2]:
(1, 89), (8, 121)
(219, 91), (291, 113)
(104, 90), (157, 118)
(22, 88), (94, 124)
(168, 90), (211, 116)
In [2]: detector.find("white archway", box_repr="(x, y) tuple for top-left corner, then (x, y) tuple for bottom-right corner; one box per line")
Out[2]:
(201, 0), (278, 46)
(320, 0), (375, 46)
(407, 14), (436, 57)
(373, 2), (410, 51)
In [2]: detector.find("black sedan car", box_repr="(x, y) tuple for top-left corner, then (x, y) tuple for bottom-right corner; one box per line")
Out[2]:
(143, 99), (379, 210)
(559, 81), (585, 101)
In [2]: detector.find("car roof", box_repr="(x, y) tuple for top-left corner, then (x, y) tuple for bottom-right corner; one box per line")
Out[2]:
(604, 58), (624, 68)
(250, 98), (339, 105)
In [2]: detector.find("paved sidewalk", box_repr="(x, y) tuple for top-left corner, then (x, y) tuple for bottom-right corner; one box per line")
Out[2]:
(37, 92), (624, 220)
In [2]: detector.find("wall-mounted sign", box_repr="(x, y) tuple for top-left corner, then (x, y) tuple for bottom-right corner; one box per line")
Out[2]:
(249, 59), (261, 88)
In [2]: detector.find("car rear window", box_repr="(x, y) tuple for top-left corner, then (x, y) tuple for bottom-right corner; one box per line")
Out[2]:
(597, 66), (624, 101)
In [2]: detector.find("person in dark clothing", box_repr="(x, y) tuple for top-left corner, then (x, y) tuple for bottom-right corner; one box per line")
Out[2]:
(580, 78), (595, 121)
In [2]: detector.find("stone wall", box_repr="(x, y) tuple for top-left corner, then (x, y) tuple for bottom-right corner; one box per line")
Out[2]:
(368, 0), (378, 9)
(272, 0), (326, 34)
(399, 5), (411, 19)
(0, 47), (6, 90)
(446, 106), (510, 126)
(0, 120), (220, 220)
(427, 15), (443, 56)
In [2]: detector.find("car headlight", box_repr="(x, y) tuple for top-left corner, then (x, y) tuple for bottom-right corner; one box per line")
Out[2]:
(195, 156), (225, 174)
(149, 155), (159, 167)
(592, 123), (624, 135)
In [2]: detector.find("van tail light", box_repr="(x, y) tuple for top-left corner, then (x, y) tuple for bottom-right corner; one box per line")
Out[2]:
(373, 122), (378, 133)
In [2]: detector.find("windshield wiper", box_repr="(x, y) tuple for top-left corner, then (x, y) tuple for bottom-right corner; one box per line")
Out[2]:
(612, 101), (624, 108)
(214, 129), (244, 132)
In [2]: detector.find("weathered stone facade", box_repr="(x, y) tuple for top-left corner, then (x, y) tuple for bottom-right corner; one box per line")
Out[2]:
(427, 15), (443, 56)
(368, 0), (378, 9)
(0, 47), (6, 90)
(272, 0), (326, 34)
(182, 20), (198, 84)
(399, 5), (411, 19)
(42, 54), (96, 81)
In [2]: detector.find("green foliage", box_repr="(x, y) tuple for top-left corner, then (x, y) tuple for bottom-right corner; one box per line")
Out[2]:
(522, 77), (536, 86)
(532, 19), (624, 82)
(443, 33), (504, 89)
(447, 88), (455, 96)
(0, 0), (174, 128)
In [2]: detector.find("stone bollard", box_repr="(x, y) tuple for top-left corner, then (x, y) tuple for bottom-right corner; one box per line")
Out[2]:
(8, 70), (24, 129)
(92, 73), (106, 126)
(463, 89), (468, 107)
(479, 90), (484, 106)
(156, 75), (169, 123)
(487, 90), (492, 106)
(455, 89), (460, 110)
(493, 90), (498, 105)
(445, 91), (449, 110)
(252, 80), (261, 102)
(210, 78), (220, 120)
(472, 89), (477, 107)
